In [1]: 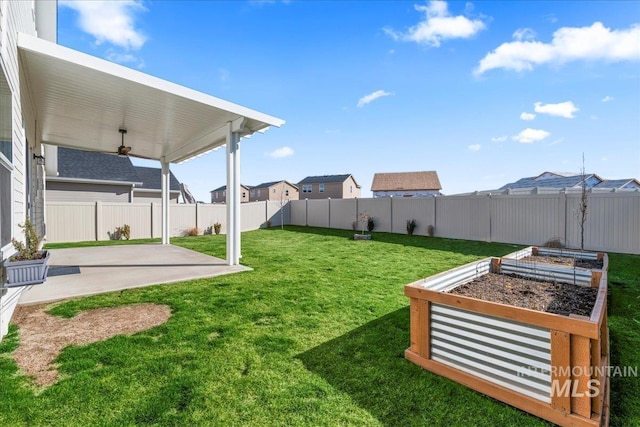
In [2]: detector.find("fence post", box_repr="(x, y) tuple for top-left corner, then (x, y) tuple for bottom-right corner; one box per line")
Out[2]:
(559, 190), (568, 246)
(433, 196), (437, 237)
(328, 198), (331, 228)
(390, 196), (394, 233)
(95, 201), (102, 241)
(150, 202), (154, 239)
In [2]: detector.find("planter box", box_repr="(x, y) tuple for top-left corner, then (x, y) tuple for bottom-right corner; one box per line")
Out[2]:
(4, 251), (50, 287)
(502, 246), (608, 288)
(405, 258), (609, 427)
(353, 234), (372, 240)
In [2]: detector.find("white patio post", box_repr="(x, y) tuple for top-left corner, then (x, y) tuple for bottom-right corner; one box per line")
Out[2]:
(161, 159), (170, 245)
(226, 120), (243, 266)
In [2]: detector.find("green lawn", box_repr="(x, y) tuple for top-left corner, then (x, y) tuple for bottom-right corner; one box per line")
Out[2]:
(2, 226), (638, 426)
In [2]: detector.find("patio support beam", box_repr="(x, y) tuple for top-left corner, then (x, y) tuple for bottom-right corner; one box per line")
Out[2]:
(161, 159), (170, 245)
(225, 122), (242, 265)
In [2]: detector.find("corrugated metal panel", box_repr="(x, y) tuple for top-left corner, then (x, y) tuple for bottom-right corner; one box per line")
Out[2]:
(536, 247), (598, 260)
(45, 202), (96, 242)
(431, 303), (551, 403)
(503, 247), (534, 260)
(391, 197), (434, 236)
(329, 198), (357, 230)
(290, 200), (307, 226)
(420, 259), (492, 292)
(500, 259), (591, 287)
(101, 202), (152, 240)
(307, 199), (329, 228)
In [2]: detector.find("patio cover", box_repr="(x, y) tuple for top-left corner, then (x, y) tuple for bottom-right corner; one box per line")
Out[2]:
(17, 33), (284, 265)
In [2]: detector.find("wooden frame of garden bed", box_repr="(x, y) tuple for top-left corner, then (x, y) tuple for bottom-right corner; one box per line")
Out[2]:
(405, 258), (609, 427)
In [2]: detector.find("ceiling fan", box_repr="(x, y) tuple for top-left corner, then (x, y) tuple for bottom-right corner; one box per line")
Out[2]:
(111, 127), (154, 160)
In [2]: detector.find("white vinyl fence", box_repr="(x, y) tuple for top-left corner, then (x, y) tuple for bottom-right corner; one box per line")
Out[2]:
(46, 191), (639, 254)
(289, 191), (640, 254)
(46, 201), (290, 243)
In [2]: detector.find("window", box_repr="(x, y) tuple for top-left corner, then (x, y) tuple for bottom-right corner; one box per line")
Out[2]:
(319, 184), (324, 193)
(250, 190), (255, 197)
(242, 192), (246, 198)
(273, 188), (276, 193)
(285, 189), (289, 197)
(215, 192), (219, 199)
(350, 185), (353, 194)
(302, 184), (312, 193)
(257, 189), (261, 197)
(1, 67), (12, 248)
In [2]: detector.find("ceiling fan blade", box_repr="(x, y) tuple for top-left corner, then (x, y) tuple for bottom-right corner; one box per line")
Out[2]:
(117, 145), (132, 155)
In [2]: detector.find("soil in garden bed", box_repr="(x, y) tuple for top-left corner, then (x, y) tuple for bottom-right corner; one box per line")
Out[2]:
(449, 273), (597, 317)
(520, 255), (603, 270)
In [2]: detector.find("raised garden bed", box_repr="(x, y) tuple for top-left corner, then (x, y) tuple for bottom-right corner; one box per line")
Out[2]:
(405, 257), (609, 427)
(502, 246), (608, 288)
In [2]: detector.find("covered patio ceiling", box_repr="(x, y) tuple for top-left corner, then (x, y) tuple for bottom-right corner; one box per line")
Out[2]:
(17, 33), (284, 163)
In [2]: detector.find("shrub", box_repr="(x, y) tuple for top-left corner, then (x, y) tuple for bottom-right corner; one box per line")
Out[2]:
(352, 221), (358, 232)
(184, 227), (200, 237)
(543, 237), (564, 248)
(367, 217), (375, 232)
(406, 219), (417, 235)
(427, 225), (434, 237)
(203, 226), (213, 235)
(214, 222), (222, 235)
(10, 218), (43, 261)
(122, 224), (131, 240)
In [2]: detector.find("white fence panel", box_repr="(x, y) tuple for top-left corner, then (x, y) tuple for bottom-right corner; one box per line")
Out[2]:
(307, 200), (329, 228)
(152, 203), (161, 238)
(358, 198), (392, 232)
(242, 201), (266, 231)
(566, 192), (640, 254)
(329, 199), (356, 230)
(435, 196), (490, 241)
(490, 195), (561, 246)
(101, 203), (152, 240)
(46, 202), (96, 242)
(171, 205), (196, 236)
(290, 200), (307, 226)
(198, 204), (227, 234)
(391, 198), (434, 236)
(267, 201), (288, 227)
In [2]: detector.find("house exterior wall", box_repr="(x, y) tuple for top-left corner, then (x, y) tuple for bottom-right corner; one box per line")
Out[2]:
(0, 0), (41, 340)
(300, 179), (359, 200)
(133, 190), (179, 204)
(373, 190), (439, 198)
(211, 187), (250, 203)
(46, 181), (133, 203)
(250, 182), (299, 202)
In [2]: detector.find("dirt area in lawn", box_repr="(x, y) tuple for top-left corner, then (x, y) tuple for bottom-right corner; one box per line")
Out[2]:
(520, 255), (603, 270)
(449, 273), (597, 317)
(11, 303), (171, 387)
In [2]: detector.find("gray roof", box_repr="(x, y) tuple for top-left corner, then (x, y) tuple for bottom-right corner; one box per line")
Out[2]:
(499, 174), (593, 190)
(57, 147), (140, 183)
(298, 174), (358, 186)
(595, 179), (639, 189)
(56, 148), (182, 190)
(211, 184), (251, 192)
(252, 180), (298, 190)
(133, 166), (180, 191)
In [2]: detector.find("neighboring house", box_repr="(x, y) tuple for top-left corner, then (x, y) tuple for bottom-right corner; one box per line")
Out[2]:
(499, 172), (640, 191)
(249, 181), (299, 202)
(371, 171), (442, 198)
(45, 147), (181, 203)
(211, 185), (251, 203)
(297, 174), (361, 199)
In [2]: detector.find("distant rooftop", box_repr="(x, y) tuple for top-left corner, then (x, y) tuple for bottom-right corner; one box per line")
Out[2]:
(298, 174), (360, 187)
(371, 171), (441, 192)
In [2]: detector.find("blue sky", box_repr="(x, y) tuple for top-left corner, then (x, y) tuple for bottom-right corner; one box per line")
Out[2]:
(57, 0), (640, 200)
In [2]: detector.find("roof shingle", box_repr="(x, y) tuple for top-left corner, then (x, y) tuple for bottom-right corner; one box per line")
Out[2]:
(371, 171), (441, 191)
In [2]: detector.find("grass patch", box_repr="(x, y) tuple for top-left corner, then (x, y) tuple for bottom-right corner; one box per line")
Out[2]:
(2, 226), (637, 426)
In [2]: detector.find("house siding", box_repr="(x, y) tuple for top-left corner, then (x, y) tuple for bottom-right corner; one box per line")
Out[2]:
(250, 182), (299, 202)
(133, 190), (179, 204)
(0, 0), (40, 340)
(46, 181), (133, 203)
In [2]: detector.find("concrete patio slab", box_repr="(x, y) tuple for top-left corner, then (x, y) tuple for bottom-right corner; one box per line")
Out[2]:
(18, 244), (249, 305)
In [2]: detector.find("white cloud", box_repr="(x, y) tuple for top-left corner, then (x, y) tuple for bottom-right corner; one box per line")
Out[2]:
(266, 146), (294, 158)
(105, 49), (145, 68)
(601, 95), (614, 102)
(384, 0), (486, 47)
(491, 135), (508, 142)
(520, 112), (536, 121)
(357, 90), (392, 107)
(475, 22), (640, 75)
(59, 0), (147, 50)
(534, 101), (579, 118)
(513, 28), (536, 41)
(512, 128), (550, 144)
(468, 144), (481, 151)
